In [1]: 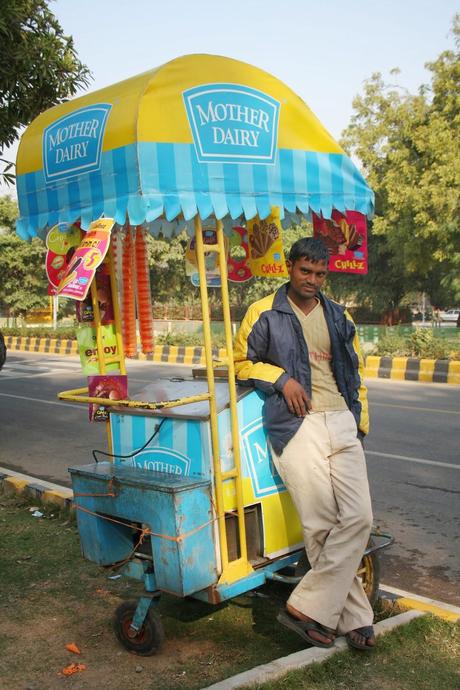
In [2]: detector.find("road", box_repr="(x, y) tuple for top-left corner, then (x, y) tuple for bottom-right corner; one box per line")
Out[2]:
(1, 350), (459, 605)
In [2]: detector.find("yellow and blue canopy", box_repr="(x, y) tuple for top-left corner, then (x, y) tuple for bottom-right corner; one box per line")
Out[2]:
(16, 54), (373, 239)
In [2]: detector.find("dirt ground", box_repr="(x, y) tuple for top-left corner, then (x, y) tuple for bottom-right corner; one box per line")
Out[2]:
(0, 493), (303, 690)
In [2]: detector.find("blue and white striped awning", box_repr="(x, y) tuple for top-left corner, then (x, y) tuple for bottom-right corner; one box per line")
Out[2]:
(16, 142), (373, 239)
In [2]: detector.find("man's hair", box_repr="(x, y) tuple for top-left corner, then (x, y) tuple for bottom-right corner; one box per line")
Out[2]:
(288, 237), (329, 264)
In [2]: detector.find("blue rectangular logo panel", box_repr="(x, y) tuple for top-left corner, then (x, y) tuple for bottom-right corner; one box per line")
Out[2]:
(42, 104), (112, 183)
(240, 417), (286, 498)
(183, 84), (280, 165)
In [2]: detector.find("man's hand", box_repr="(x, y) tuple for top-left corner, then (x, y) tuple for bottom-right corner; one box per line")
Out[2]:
(282, 378), (312, 417)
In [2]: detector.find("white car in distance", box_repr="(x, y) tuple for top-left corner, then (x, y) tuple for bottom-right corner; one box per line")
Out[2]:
(439, 308), (460, 323)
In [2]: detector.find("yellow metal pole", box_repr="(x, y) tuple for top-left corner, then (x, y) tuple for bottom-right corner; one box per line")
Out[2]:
(90, 266), (112, 454)
(90, 279), (106, 375)
(215, 220), (252, 573)
(108, 236), (126, 375)
(194, 216), (231, 576)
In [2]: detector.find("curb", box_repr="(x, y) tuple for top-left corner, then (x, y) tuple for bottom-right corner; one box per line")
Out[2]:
(3, 335), (225, 367)
(365, 355), (460, 385)
(0, 467), (73, 511)
(202, 610), (425, 690)
(379, 584), (460, 623)
(4, 336), (460, 383)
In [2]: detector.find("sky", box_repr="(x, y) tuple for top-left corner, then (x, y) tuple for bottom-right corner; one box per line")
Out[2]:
(2, 0), (458, 196)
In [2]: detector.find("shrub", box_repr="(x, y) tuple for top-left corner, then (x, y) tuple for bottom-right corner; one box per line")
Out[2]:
(373, 328), (458, 359)
(157, 330), (227, 348)
(1, 326), (77, 339)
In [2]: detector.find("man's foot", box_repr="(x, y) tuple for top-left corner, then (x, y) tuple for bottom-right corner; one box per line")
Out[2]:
(346, 626), (376, 651)
(277, 605), (335, 648)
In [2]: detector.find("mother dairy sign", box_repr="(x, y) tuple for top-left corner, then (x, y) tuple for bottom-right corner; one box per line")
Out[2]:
(42, 104), (111, 182)
(183, 84), (280, 164)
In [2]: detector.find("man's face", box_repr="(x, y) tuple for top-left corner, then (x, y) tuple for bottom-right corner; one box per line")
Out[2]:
(287, 256), (328, 301)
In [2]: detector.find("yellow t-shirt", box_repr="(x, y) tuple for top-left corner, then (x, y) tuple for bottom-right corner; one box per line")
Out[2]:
(288, 297), (348, 412)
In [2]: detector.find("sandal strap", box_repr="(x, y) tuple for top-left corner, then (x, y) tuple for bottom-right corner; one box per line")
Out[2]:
(352, 626), (375, 639)
(279, 610), (336, 638)
(302, 620), (335, 638)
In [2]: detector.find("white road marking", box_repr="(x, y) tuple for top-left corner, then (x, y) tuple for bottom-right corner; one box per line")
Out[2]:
(0, 392), (83, 410)
(1, 391), (458, 469)
(372, 402), (460, 415)
(366, 450), (459, 470)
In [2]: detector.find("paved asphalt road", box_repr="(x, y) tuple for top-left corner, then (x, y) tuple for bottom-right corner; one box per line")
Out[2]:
(1, 351), (459, 605)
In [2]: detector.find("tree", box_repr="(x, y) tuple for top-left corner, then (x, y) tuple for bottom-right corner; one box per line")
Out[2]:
(0, 195), (48, 319)
(341, 15), (460, 308)
(0, 194), (18, 231)
(0, 0), (91, 183)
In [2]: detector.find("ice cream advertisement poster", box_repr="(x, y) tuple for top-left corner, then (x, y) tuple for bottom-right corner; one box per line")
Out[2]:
(45, 222), (82, 295)
(88, 374), (128, 422)
(57, 218), (115, 300)
(76, 323), (120, 375)
(247, 209), (288, 278)
(313, 211), (368, 275)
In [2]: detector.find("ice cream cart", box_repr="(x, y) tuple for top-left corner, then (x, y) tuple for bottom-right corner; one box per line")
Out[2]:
(16, 54), (391, 655)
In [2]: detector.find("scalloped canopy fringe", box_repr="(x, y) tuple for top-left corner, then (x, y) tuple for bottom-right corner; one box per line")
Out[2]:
(16, 143), (373, 240)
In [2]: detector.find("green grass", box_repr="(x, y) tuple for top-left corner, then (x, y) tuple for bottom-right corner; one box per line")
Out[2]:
(245, 615), (460, 689)
(0, 492), (457, 690)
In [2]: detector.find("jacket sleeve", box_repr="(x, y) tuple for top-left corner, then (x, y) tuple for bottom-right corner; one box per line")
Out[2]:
(233, 302), (289, 395)
(345, 310), (369, 436)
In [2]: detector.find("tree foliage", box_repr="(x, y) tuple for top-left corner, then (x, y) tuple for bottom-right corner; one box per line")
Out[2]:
(0, 198), (48, 317)
(0, 194), (18, 231)
(0, 0), (91, 181)
(341, 15), (460, 307)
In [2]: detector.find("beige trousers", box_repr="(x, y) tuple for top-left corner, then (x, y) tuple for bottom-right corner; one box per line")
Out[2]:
(271, 410), (374, 634)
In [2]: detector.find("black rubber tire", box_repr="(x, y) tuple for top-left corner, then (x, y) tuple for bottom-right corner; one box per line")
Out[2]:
(0, 332), (6, 371)
(294, 538), (381, 609)
(114, 601), (165, 656)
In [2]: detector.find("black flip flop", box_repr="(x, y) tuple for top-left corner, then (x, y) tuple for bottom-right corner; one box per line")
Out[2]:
(346, 625), (376, 651)
(277, 609), (335, 648)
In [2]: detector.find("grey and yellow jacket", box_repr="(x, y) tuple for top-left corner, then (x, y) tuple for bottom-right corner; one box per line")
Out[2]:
(233, 283), (369, 455)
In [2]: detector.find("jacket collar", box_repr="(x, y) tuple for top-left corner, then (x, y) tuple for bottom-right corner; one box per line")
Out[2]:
(273, 283), (345, 320)
(272, 283), (346, 321)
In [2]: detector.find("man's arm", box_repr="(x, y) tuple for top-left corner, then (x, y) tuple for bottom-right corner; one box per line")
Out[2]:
(233, 302), (288, 395)
(234, 301), (311, 416)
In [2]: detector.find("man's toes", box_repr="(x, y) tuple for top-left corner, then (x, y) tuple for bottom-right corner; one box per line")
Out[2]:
(308, 629), (333, 645)
(350, 630), (375, 647)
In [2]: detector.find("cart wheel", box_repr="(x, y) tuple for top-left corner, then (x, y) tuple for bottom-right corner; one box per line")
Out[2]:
(294, 539), (381, 608)
(114, 601), (165, 656)
(357, 541), (380, 608)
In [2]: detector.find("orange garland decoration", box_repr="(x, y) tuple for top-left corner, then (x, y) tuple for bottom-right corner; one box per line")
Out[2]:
(135, 226), (154, 354)
(121, 227), (137, 358)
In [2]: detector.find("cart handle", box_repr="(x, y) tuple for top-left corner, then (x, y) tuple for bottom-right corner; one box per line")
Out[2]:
(58, 387), (211, 411)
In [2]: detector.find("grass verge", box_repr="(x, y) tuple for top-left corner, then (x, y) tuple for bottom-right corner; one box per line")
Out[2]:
(245, 614), (459, 689)
(0, 493), (457, 690)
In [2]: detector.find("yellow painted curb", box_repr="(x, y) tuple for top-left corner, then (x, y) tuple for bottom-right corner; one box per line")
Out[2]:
(448, 360), (460, 385)
(419, 358), (436, 382)
(3, 477), (29, 495)
(0, 471), (73, 512)
(363, 355), (380, 378)
(389, 356), (407, 380)
(397, 598), (459, 623)
(42, 489), (71, 509)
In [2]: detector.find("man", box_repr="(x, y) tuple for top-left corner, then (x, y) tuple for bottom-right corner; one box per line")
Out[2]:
(234, 237), (375, 651)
